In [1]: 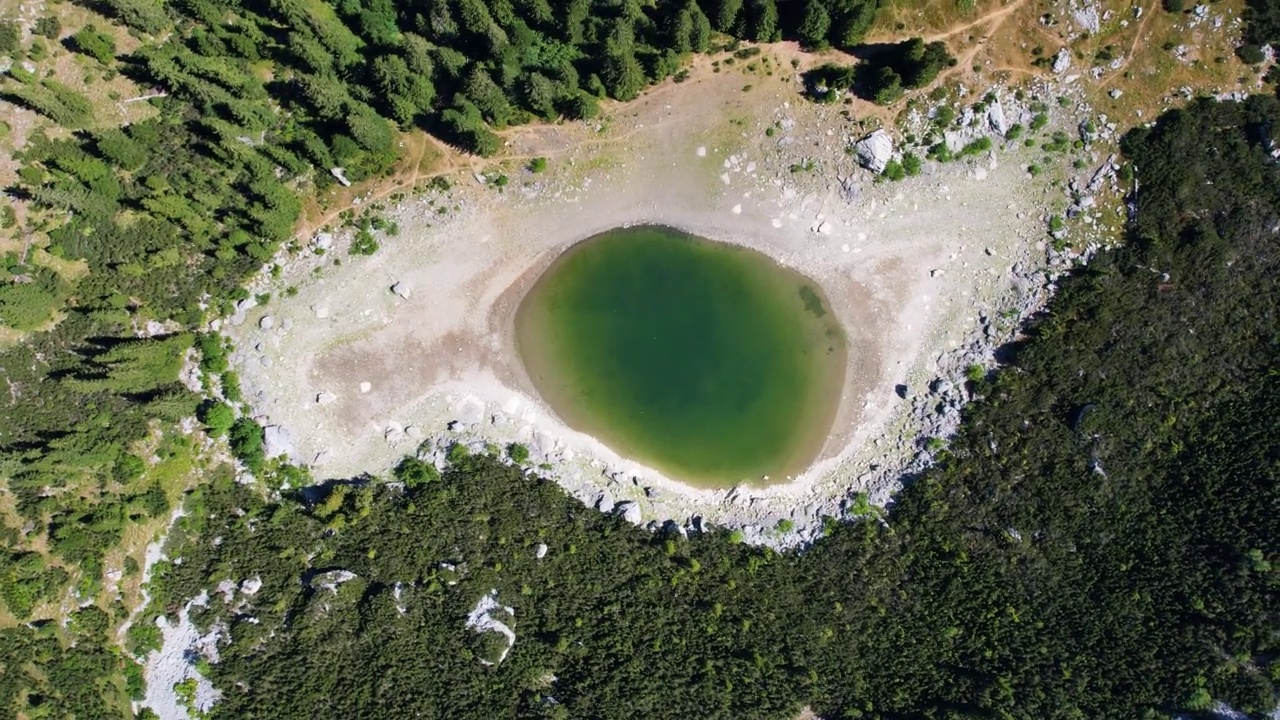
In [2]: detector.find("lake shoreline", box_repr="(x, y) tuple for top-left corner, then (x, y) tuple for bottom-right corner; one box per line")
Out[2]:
(225, 61), (1062, 544)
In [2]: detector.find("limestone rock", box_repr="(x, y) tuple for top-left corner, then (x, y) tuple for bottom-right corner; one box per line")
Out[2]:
(853, 130), (894, 174)
(240, 577), (262, 595)
(316, 392), (337, 406)
(615, 501), (643, 525)
(534, 543), (548, 560)
(1052, 48), (1071, 74)
(986, 97), (1008, 136)
(259, 315), (274, 330)
(391, 281), (411, 299)
(595, 492), (615, 514)
(330, 167), (352, 187)
(262, 425), (294, 459)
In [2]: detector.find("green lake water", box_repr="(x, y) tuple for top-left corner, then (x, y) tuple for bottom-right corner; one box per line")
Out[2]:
(515, 225), (847, 488)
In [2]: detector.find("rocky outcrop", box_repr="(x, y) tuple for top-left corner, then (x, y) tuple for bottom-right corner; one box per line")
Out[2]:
(853, 130), (894, 174)
(987, 97), (1008, 136)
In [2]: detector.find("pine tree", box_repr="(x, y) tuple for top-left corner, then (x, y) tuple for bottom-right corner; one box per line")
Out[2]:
(797, 0), (832, 49)
(714, 0), (743, 32)
(748, 0), (779, 42)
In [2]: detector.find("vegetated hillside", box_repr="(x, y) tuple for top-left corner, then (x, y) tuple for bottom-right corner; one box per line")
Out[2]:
(136, 96), (1278, 720)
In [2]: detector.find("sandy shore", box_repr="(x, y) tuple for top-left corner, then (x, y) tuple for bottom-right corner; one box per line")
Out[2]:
(226, 60), (1063, 543)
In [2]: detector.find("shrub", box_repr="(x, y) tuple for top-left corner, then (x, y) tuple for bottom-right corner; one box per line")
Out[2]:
(528, 157), (547, 173)
(394, 456), (440, 488)
(199, 401), (235, 437)
(0, 21), (18, 54)
(71, 25), (117, 65)
(881, 160), (906, 181)
(902, 152), (923, 176)
(506, 443), (530, 464)
(350, 229), (378, 255)
(228, 417), (266, 472)
(33, 16), (61, 39)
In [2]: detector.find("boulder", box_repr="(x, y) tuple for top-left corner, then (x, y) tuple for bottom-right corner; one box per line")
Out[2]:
(595, 492), (615, 514)
(330, 167), (352, 187)
(310, 569), (357, 593)
(853, 130), (894, 174)
(391, 281), (411, 299)
(259, 315), (274, 330)
(534, 543), (548, 560)
(1052, 48), (1071, 74)
(240, 577), (263, 595)
(316, 392), (337, 406)
(615, 501), (643, 525)
(263, 425), (294, 459)
(986, 98), (1008, 136)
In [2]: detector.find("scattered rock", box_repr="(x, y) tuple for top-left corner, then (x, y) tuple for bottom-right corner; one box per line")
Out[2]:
(853, 130), (894, 174)
(391, 281), (411, 299)
(258, 315), (274, 330)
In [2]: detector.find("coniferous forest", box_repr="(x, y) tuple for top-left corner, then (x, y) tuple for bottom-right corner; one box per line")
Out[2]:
(0, 0), (1276, 718)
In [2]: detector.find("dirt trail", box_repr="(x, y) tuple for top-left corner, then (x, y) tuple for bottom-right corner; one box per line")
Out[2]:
(926, 0), (1031, 43)
(1097, 0), (1159, 89)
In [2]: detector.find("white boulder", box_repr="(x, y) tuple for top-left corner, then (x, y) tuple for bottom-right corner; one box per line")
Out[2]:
(853, 130), (894, 174)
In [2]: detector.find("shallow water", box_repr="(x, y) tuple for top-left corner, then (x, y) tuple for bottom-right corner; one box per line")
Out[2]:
(515, 225), (846, 488)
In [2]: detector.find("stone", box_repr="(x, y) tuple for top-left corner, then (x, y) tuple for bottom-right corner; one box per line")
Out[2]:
(263, 425), (294, 459)
(240, 577), (263, 595)
(1052, 48), (1071, 74)
(535, 543), (548, 560)
(391, 281), (411, 299)
(330, 167), (353, 187)
(258, 315), (274, 330)
(853, 130), (894, 174)
(615, 501), (643, 525)
(316, 392), (337, 406)
(986, 97), (1008, 135)
(595, 492), (615, 514)
(312, 233), (333, 251)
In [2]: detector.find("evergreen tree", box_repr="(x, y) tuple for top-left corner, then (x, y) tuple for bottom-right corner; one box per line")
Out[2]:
(714, 0), (744, 32)
(602, 49), (646, 101)
(797, 0), (832, 49)
(690, 1), (713, 52)
(748, 0), (779, 42)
